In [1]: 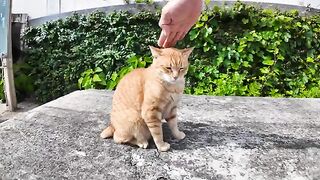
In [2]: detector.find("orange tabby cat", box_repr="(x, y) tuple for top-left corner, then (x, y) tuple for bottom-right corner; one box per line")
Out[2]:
(100, 46), (193, 151)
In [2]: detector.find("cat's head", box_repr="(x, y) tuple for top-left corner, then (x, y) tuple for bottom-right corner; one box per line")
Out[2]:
(149, 46), (193, 84)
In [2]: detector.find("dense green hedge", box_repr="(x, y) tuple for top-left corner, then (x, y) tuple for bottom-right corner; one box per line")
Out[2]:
(0, 79), (4, 102)
(22, 2), (320, 103)
(181, 4), (320, 97)
(24, 11), (160, 102)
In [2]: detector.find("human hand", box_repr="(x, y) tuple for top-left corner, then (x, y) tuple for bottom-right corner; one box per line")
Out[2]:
(158, 0), (202, 48)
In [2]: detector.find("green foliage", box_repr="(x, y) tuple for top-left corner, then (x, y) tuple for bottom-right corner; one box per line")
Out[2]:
(0, 63), (34, 102)
(0, 79), (4, 102)
(78, 54), (152, 90)
(78, 67), (107, 89)
(179, 2), (320, 97)
(23, 2), (320, 103)
(13, 63), (35, 101)
(105, 54), (152, 89)
(24, 11), (160, 102)
(133, 0), (153, 4)
(123, 0), (153, 4)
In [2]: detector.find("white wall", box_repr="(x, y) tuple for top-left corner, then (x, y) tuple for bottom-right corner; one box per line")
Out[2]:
(12, 0), (47, 19)
(12, 0), (125, 18)
(243, 0), (319, 7)
(60, 0), (124, 13)
(12, 0), (320, 19)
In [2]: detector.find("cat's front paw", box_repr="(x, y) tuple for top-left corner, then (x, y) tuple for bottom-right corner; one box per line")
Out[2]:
(174, 131), (186, 140)
(156, 142), (171, 152)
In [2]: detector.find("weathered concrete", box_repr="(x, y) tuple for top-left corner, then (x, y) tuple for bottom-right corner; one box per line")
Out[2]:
(0, 90), (319, 180)
(28, 1), (320, 26)
(0, 100), (39, 123)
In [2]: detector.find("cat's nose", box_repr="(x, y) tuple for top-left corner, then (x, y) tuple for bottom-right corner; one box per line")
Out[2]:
(173, 76), (178, 80)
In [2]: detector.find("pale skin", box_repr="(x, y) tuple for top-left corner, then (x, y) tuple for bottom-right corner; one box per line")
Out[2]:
(158, 0), (203, 48)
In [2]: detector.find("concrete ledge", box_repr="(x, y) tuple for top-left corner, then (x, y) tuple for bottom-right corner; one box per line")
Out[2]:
(0, 90), (320, 179)
(28, 1), (320, 26)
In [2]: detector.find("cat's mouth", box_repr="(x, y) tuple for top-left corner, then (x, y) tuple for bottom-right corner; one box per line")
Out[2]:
(159, 73), (184, 84)
(168, 79), (178, 83)
(164, 76), (182, 84)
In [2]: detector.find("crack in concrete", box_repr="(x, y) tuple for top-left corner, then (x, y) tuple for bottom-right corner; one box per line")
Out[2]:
(128, 148), (142, 179)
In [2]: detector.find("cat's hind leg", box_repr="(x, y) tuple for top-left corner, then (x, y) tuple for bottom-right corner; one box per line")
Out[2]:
(100, 125), (115, 138)
(130, 122), (150, 149)
(113, 131), (133, 144)
(129, 138), (148, 149)
(111, 110), (136, 144)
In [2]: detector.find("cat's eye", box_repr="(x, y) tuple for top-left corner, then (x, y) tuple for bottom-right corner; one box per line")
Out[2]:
(180, 68), (184, 71)
(166, 67), (172, 70)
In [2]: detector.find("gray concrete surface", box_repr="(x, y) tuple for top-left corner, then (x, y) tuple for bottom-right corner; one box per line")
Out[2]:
(0, 100), (39, 123)
(0, 90), (320, 180)
(0, 103), (6, 117)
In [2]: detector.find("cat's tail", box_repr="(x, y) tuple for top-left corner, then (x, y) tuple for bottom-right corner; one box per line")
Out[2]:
(100, 124), (115, 138)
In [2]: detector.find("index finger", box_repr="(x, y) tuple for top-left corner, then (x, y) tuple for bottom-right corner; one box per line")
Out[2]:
(158, 25), (171, 47)
(158, 30), (167, 47)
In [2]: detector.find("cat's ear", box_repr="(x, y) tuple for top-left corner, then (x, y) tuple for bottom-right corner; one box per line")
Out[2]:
(181, 47), (194, 58)
(149, 46), (162, 58)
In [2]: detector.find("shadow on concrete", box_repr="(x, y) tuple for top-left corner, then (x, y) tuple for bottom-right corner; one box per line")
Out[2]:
(159, 121), (320, 151)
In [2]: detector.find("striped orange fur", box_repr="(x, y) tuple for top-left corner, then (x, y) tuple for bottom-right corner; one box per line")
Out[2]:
(100, 46), (193, 151)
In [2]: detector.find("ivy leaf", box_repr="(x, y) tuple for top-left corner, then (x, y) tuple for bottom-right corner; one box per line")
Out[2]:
(111, 72), (118, 81)
(127, 55), (138, 63)
(195, 22), (204, 28)
(243, 61), (250, 67)
(238, 45), (246, 52)
(201, 14), (208, 21)
(189, 30), (200, 41)
(283, 33), (291, 42)
(94, 67), (103, 73)
(138, 60), (146, 67)
(143, 56), (152, 63)
(247, 54), (254, 62)
(260, 67), (270, 74)
(84, 78), (92, 89)
(262, 56), (274, 66)
(107, 81), (117, 90)
(199, 72), (205, 79)
(83, 69), (93, 76)
(93, 74), (102, 82)
(119, 67), (130, 77)
(207, 27), (213, 35)
(307, 57), (314, 62)
(203, 46), (210, 52)
(99, 77), (107, 86)
(302, 25), (310, 30)
(242, 18), (249, 24)
(78, 77), (83, 89)
(296, 22), (302, 27)
(277, 54), (285, 61)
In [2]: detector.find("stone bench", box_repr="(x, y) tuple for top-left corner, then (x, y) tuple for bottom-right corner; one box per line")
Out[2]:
(0, 90), (319, 179)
